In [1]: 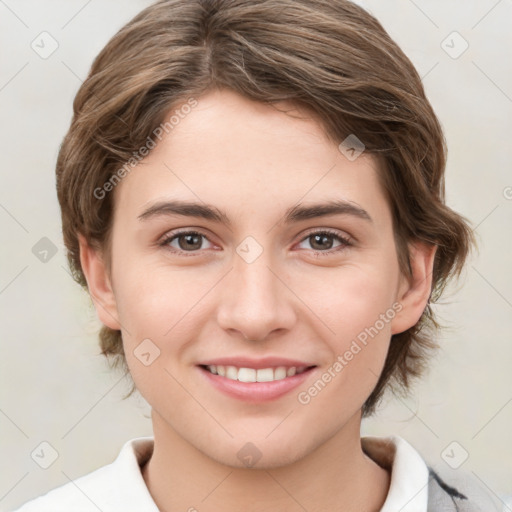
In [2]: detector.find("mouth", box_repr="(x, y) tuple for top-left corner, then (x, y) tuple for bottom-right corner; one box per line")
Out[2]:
(196, 363), (318, 402)
(199, 364), (314, 382)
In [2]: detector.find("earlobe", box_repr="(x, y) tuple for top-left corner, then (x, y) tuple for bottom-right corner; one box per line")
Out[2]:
(390, 242), (437, 335)
(78, 234), (121, 331)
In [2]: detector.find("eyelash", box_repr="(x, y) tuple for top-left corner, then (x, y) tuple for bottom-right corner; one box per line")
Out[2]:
(158, 229), (352, 257)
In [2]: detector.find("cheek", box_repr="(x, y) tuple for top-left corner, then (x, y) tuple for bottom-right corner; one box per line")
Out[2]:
(300, 261), (400, 392)
(111, 257), (219, 393)
(301, 274), (398, 412)
(111, 254), (200, 334)
(307, 262), (400, 337)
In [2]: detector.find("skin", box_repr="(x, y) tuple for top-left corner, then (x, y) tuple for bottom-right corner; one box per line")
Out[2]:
(80, 88), (436, 512)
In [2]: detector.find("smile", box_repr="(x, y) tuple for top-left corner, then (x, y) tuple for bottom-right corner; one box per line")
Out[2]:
(202, 364), (311, 382)
(197, 364), (317, 402)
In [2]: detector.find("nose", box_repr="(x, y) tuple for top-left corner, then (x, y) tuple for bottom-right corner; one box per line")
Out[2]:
(216, 246), (297, 342)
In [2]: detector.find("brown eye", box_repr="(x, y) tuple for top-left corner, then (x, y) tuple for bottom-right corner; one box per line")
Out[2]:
(160, 230), (213, 254)
(177, 233), (203, 251)
(297, 230), (351, 255)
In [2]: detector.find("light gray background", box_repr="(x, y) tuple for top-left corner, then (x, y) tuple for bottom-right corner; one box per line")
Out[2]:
(1, 1), (511, 510)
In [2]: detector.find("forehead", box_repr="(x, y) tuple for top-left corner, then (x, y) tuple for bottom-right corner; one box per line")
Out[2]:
(112, 89), (390, 225)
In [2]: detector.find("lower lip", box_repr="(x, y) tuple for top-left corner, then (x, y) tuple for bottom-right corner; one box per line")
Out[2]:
(197, 365), (317, 403)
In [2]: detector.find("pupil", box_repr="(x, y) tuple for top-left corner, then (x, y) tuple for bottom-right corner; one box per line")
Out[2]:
(313, 234), (332, 250)
(180, 234), (201, 250)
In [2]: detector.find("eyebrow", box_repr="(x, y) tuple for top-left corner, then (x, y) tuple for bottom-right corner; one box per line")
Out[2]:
(137, 199), (372, 226)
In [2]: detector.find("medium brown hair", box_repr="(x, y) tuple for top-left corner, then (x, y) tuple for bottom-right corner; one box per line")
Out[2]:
(56, 0), (474, 416)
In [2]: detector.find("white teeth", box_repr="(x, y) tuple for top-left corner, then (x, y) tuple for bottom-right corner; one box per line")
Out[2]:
(256, 368), (274, 382)
(226, 366), (238, 380)
(204, 364), (309, 382)
(274, 366), (287, 380)
(238, 367), (257, 382)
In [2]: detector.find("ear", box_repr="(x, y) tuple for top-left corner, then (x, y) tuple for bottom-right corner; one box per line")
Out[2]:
(390, 242), (437, 335)
(78, 234), (121, 331)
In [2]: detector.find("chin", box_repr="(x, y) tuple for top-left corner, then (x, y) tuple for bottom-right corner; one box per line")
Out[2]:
(200, 434), (314, 470)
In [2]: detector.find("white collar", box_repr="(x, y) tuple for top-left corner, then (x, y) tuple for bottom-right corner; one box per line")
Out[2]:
(362, 435), (429, 512)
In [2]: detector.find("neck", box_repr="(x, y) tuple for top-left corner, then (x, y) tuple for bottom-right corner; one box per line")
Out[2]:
(142, 410), (390, 512)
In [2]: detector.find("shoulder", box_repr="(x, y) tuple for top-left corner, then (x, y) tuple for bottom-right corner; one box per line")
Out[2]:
(10, 437), (157, 512)
(427, 466), (501, 512)
(363, 434), (503, 512)
(10, 463), (115, 512)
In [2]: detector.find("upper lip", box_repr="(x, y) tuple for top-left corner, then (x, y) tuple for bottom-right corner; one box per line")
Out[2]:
(197, 357), (317, 369)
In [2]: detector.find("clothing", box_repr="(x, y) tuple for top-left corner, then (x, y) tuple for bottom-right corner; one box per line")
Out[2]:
(11, 436), (499, 511)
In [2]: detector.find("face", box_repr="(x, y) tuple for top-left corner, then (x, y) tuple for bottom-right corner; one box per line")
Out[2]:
(82, 88), (433, 469)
